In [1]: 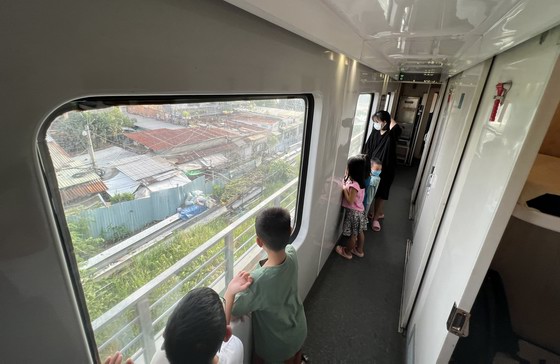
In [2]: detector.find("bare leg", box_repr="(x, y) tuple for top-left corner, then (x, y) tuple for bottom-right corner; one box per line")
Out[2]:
(344, 234), (357, 255)
(356, 231), (365, 254)
(373, 198), (385, 220)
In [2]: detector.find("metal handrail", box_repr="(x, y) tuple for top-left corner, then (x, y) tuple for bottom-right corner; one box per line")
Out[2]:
(91, 178), (298, 362)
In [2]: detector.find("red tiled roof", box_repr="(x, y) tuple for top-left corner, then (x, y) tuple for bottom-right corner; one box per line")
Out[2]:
(125, 128), (239, 151)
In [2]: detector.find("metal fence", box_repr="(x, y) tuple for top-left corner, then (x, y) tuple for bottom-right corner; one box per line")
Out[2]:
(70, 176), (212, 239)
(90, 179), (299, 363)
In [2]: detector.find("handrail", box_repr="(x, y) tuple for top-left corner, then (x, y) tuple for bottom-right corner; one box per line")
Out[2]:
(91, 178), (298, 362)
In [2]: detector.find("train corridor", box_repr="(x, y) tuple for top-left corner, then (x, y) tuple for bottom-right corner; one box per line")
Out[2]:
(303, 164), (417, 363)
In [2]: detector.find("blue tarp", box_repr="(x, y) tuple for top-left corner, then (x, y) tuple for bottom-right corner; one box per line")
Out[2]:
(178, 204), (207, 221)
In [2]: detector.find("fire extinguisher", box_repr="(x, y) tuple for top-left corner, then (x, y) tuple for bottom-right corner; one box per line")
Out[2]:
(489, 81), (512, 122)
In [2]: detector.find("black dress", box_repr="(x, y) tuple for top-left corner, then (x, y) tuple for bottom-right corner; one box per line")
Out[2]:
(364, 124), (402, 200)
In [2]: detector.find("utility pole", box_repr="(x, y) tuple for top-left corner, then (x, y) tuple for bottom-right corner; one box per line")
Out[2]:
(84, 120), (98, 172)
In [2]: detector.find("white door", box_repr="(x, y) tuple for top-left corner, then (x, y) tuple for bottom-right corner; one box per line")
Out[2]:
(410, 82), (452, 228)
(407, 29), (560, 364)
(399, 59), (492, 329)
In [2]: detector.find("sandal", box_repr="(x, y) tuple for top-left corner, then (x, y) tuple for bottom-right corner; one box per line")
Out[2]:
(372, 220), (381, 232)
(336, 245), (352, 260)
(351, 248), (364, 258)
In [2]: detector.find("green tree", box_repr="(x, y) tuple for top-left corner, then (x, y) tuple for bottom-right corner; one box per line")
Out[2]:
(110, 192), (135, 204)
(68, 217), (105, 263)
(51, 108), (134, 154)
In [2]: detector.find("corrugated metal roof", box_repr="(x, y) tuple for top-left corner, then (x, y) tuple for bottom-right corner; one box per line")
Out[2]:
(125, 127), (240, 151)
(104, 172), (141, 196)
(47, 139), (73, 170)
(56, 166), (104, 189)
(60, 181), (107, 203)
(113, 155), (175, 181)
(170, 143), (236, 165)
(72, 146), (136, 169)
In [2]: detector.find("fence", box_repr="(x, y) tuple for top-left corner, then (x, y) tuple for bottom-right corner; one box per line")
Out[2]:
(91, 178), (299, 363)
(70, 176), (214, 239)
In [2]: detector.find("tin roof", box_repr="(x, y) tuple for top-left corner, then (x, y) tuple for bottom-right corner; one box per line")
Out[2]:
(60, 181), (107, 203)
(125, 127), (239, 151)
(112, 155), (175, 182)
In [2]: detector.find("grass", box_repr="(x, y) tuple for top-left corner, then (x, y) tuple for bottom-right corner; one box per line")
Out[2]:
(75, 161), (300, 360)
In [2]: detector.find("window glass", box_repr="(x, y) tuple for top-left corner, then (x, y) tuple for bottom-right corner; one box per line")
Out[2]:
(348, 94), (373, 156)
(42, 97), (307, 362)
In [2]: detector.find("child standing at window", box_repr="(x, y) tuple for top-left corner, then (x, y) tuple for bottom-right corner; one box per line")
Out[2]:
(336, 155), (368, 259)
(365, 158), (382, 221)
(224, 207), (307, 364)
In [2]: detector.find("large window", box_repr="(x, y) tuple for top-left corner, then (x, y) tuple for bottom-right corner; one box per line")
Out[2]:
(40, 97), (309, 362)
(348, 94), (373, 156)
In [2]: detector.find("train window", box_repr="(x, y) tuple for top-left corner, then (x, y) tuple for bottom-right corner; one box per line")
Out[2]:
(39, 96), (309, 362)
(348, 94), (373, 156)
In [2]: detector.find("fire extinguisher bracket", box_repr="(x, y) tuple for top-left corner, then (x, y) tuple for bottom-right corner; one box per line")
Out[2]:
(490, 81), (512, 122)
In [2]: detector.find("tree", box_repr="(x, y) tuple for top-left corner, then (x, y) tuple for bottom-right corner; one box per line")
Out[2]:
(68, 217), (105, 263)
(110, 192), (135, 204)
(50, 108), (134, 154)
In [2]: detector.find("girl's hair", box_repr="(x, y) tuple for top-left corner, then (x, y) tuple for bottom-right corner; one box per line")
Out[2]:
(345, 155), (367, 189)
(374, 110), (391, 131)
(359, 153), (370, 178)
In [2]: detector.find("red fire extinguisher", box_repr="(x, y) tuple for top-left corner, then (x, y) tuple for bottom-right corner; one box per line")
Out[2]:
(490, 81), (512, 122)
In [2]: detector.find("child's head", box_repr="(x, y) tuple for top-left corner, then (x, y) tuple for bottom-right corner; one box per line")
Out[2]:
(255, 207), (291, 251)
(371, 158), (382, 171)
(163, 287), (229, 364)
(346, 155), (367, 189)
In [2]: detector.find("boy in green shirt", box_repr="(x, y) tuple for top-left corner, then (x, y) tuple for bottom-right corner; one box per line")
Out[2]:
(224, 207), (307, 364)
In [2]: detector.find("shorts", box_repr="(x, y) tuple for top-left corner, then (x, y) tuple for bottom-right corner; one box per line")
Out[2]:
(342, 208), (367, 236)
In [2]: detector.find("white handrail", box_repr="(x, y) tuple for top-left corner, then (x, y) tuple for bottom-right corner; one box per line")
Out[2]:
(91, 178), (298, 361)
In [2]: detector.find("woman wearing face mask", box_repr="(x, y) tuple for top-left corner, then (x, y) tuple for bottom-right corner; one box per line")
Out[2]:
(363, 110), (402, 231)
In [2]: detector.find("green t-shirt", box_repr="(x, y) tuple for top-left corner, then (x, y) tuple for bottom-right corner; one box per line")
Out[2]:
(231, 244), (307, 363)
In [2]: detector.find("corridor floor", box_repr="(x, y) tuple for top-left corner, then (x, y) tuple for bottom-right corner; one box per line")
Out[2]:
(303, 165), (417, 363)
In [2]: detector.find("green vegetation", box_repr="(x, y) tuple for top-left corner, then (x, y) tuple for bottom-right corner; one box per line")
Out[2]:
(219, 159), (296, 204)
(50, 108), (134, 154)
(101, 225), (132, 244)
(69, 217), (106, 263)
(75, 156), (300, 359)
(110, 192), (135, 204)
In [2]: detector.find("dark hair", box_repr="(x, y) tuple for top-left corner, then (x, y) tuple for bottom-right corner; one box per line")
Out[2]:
(163, 287), (226, 364)
(255, 207), (291, 251)
(359, 154), (370, 178)
(373, 110), (391, 130)
(371, 157), (382, 166)
(345, 155), (366, 189)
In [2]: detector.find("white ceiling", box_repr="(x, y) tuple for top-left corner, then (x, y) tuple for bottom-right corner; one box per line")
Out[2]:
(224, 0), (560, 78)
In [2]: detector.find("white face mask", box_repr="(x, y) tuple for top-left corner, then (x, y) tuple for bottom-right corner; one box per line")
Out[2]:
(373, 122), (382, 131)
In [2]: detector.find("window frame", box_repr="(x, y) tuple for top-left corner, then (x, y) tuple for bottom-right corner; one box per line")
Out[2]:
(356, 93), (375, 154)
(37, 94), (314, 362)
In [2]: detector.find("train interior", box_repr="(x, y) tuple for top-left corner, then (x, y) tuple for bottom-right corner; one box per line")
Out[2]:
(450, 105), (560, 364)
(1, 0), (560, 363)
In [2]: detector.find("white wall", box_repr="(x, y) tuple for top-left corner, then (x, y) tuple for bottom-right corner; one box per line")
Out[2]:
(407, 28), (560, 364)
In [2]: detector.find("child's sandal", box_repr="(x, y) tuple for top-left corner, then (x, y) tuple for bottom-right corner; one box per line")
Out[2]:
(351, 248), (364, 258)
(335, 245), (352, 260)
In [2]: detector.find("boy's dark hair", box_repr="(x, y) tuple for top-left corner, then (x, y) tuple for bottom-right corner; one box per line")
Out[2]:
(255, 207), (291, 251)
(163, 287), (226, 364)
(346, 155), (367, 189)
(371, 157), (382, 166)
